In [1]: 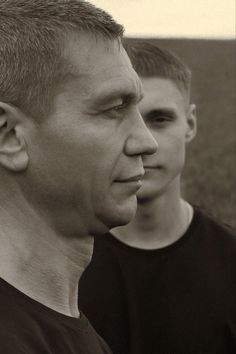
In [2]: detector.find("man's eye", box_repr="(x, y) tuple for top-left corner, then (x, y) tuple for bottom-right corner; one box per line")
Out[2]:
(110, 104), (124, 112)
(154, 116), (168, 122)
(105, 103), (127, 117)
(145, 110), (175, 125)
(151, 115), (172, 124)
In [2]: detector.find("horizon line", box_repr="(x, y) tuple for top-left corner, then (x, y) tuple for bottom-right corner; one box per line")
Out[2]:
(125, 34), (235, 40)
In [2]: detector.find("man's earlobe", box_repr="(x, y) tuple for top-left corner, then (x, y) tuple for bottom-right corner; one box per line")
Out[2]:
(185, 104), (197, 143)
(0, 102), (29, 172)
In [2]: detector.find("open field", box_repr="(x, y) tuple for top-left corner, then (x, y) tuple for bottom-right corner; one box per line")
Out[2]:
(127, 38), (236, 228)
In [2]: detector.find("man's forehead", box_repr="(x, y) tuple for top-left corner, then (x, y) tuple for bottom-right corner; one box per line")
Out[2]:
(140, 77), (187, 104)
(141, 76), (189, 104)
(63, 35), (143, 103)
(64, 33), (128, 74)
(141, 76), (180, 92)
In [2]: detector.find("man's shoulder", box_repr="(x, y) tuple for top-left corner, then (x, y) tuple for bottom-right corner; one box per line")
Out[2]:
(0, 278), (38, 339)
(195, 207), (235, 235)
(0, 283), (37, 353)
(0, 278), (112, 354)
(193, 206), (236, 253)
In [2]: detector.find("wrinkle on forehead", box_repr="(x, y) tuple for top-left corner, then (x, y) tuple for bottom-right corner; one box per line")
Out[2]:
(61, 34), (143, 104)
(85, 63), (143, 106)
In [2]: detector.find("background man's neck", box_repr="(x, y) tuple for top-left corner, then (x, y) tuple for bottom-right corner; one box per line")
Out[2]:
(112, 183), (192, 249)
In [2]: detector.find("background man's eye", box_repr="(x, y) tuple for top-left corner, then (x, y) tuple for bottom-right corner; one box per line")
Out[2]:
(151, 116), (170, 123)
(155, 116), (167, 121)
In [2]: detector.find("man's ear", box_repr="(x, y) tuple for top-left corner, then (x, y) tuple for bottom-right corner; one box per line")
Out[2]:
(185, 103), (197, 143)
(0, 102), (29, 172)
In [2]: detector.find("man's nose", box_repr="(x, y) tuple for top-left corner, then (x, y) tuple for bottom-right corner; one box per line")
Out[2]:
(124, 110), (158, 156)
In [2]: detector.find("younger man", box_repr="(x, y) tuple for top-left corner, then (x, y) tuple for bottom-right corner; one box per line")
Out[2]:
(79, 42), (236, 354)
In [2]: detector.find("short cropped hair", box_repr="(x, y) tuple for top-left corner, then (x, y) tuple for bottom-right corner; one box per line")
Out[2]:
(0, 0), (124, 119)
(124, 41), (191, 95)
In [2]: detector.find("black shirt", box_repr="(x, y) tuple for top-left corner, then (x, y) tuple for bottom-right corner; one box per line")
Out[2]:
(79, 208), (236, 354)
(0, 277), (112, 354)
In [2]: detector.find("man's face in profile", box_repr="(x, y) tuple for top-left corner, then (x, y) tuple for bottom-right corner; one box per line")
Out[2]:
(137, 77), (196, 201)
(26, 34), (157, 235)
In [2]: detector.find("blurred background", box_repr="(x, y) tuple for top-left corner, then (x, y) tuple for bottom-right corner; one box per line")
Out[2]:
(91, 0), (236, 228)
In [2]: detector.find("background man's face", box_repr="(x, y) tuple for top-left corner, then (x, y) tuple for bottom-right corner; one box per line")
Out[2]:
(25, 34), (157, 235)
(137, 77), (195, 201)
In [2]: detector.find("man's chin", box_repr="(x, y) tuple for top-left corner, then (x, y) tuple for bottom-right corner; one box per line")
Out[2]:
(106, 199), (138, 229)
(137, 188), (153, 202)
(137, 188), (161, 204)
(93, 196), (138, 234)
(113, 207), (137, 228)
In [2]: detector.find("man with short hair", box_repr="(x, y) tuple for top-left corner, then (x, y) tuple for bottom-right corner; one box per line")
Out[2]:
(0, 3), (157, 353)
(79, 42), (236, 354)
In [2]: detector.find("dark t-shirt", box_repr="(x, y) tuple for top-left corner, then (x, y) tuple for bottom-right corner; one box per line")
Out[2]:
(79, 208), (236, 354)
(0, 277), (112, 354)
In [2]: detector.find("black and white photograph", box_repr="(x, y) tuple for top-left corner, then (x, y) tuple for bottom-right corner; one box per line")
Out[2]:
(0, 1), (235, 353)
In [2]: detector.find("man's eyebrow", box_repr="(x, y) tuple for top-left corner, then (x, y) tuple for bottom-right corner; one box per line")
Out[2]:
(93, 90), (144, 106)
(123, 92), (144, 104)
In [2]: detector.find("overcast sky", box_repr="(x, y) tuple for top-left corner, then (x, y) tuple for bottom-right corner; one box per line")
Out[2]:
(90, 0), (235, 38)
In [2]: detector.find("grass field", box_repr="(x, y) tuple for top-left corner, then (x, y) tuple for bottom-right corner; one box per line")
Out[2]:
(127, 38), (236, 228)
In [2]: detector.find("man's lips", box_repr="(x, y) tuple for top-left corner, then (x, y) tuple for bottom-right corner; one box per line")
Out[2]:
(144, 165), (162, 170)
(115, 173), (144, 183)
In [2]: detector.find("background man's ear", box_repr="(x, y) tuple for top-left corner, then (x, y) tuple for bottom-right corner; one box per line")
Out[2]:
(0, 102), (29, 172)
(185, 103), (197, 143)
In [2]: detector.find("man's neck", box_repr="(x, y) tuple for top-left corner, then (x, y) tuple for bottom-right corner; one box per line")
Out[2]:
(0, 196), (93, 317)
(112, 184), (193, 249)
